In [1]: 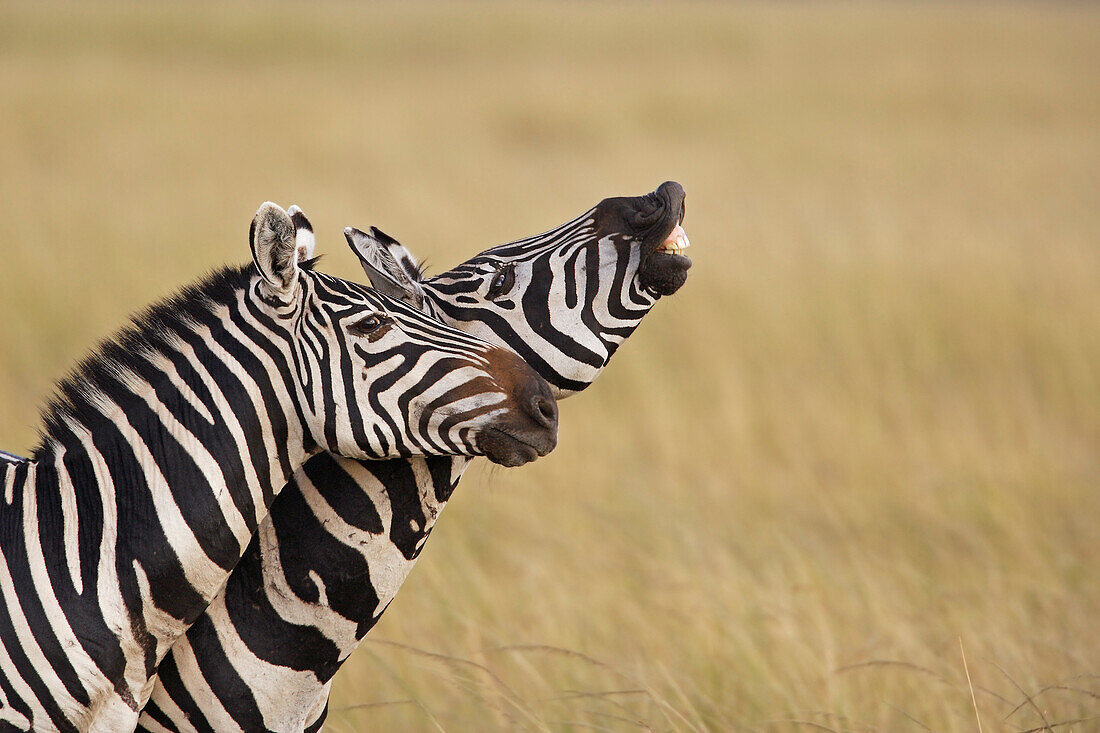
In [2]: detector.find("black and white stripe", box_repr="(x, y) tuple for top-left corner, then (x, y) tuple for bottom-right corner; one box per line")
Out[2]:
(138, 183), (690, 732)
(0, 202), (556, 732)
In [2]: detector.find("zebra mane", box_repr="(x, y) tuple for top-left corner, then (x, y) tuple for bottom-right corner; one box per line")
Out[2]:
(33, 263), (257, 459)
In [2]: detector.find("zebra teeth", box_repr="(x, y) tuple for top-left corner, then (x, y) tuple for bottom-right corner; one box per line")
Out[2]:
(656, 225), (690, 255)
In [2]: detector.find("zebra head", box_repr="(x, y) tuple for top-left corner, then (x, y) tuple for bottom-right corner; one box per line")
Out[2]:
(346, 181), (691, 397)
(249, 203), (558, 467)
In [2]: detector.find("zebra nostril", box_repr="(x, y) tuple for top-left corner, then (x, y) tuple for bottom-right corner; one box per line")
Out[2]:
(532, 395), (557, 428)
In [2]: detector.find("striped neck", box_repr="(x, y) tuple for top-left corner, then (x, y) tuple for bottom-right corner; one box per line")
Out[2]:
(31, 265), (316, 531)
(2, 265), (320, 719)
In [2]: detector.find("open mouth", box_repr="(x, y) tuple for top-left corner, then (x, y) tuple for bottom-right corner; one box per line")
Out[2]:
(637, 183), (692, 296)
(653, 224), (691, 257)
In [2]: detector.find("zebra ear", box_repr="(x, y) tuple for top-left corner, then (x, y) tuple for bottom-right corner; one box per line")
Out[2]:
(287, 205), (316, 262)
(250, 202), (300, 296)
(368, 226), (424, 284)
(344, 226), (427, 311)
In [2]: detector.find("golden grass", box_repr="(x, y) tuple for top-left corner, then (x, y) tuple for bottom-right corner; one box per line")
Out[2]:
(1, 2), (1097, 730)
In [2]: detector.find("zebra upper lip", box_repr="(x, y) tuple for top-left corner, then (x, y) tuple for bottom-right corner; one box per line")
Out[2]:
(636, 183), (691, 297)
(638, 183), (688, 261)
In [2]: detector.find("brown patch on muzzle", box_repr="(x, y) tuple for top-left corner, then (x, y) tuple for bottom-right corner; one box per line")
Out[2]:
(477, 347), (559, 467)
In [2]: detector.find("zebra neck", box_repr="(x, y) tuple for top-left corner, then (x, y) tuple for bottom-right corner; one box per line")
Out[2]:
(33, 265), (316, 514)
(40, 283), (320, 517)
(256, 453), (472, 656)
(14, 295), (319, 698)
(0, 267), (329, 727)
(36, 359), (312, 554)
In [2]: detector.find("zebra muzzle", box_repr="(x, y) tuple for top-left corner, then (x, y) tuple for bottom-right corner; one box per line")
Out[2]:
(637, 182), (692, 296)
(476, 348), (559, 467)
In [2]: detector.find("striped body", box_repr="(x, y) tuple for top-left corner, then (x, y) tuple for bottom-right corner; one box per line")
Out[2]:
(138, 454), (468, 733)
(139, 183), (690, 732)
(0, 203), (556, 732)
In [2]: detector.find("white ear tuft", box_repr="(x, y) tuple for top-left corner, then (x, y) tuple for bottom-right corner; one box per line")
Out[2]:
(249, 202), (299, 295)
(288, 204), (316, 261)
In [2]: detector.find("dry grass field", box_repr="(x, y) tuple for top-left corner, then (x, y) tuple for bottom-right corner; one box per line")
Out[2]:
(1, 2), (1097, 731)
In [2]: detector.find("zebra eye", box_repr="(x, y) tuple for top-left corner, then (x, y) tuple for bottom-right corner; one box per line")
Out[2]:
(349, 314), (388, 338)
(487, 265), (515, 299)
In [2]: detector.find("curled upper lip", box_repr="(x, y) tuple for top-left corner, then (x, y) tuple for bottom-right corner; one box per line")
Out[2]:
(639, 182), (687, 260)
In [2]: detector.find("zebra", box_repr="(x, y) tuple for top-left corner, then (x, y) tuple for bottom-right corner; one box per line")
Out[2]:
(137, 181), (691, 732)
(0, 202), (558, 733)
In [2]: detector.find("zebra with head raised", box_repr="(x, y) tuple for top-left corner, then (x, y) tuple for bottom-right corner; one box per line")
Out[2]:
(0, 202), (558, 732)
(138, 181), (691, 733)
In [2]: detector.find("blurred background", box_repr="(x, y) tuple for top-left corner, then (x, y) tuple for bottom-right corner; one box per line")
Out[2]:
(1, 2), (1097, 731)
